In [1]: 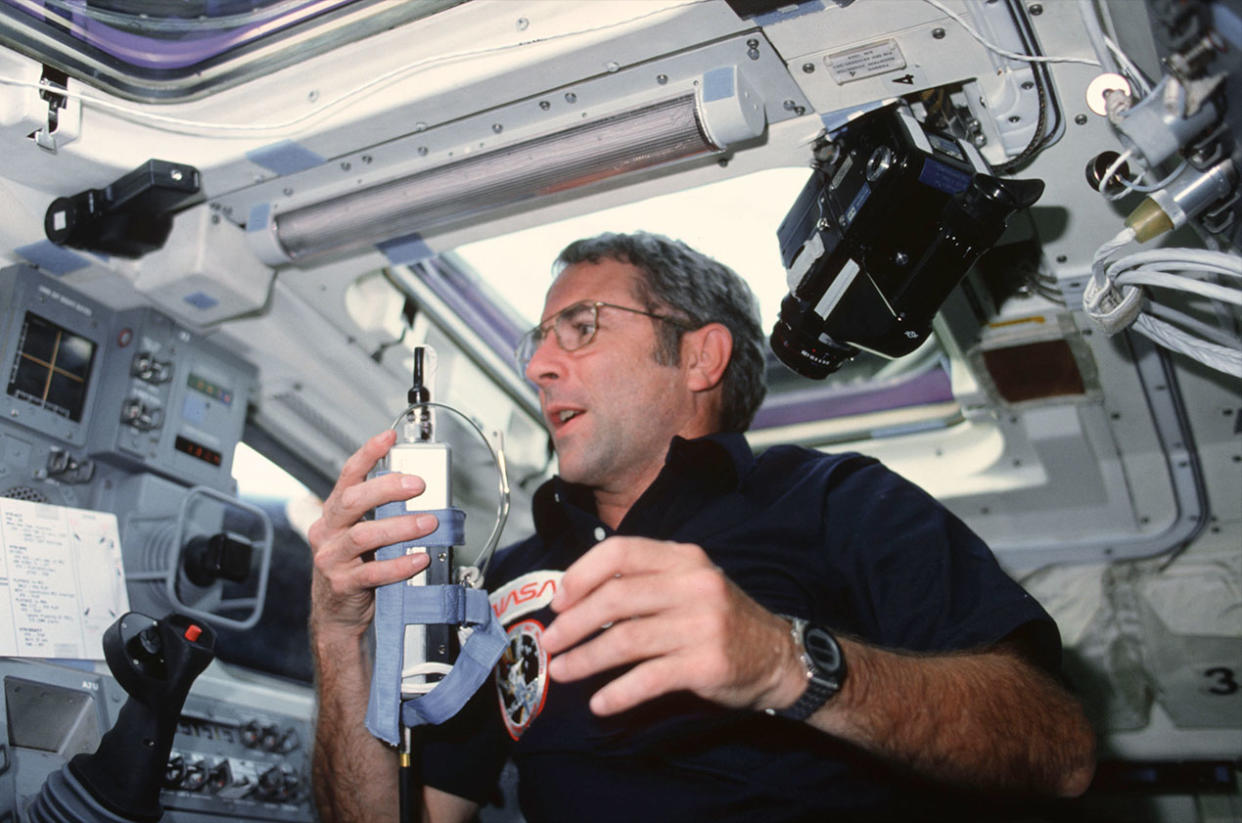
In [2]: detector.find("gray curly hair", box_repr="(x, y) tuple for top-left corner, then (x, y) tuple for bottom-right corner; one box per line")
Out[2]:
(554, 231), (767, 432)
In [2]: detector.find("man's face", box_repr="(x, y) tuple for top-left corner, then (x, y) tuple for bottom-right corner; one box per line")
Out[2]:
(524, 260), (695, 493)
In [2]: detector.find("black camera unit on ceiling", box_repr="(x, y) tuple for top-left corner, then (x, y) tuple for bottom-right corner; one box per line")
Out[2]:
(771, 103), (1045, 379)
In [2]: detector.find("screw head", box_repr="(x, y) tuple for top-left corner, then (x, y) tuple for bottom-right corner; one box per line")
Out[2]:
(1028, 2), (1042, 14)
(802, 62), (815, 73)
(1074, 113), (1089, 125)
(657, 74), (668, 85)
(932, 27), (946, 39)
(539, 100), (551, 110)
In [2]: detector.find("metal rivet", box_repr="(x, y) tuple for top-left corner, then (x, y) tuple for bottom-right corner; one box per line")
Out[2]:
(802, 62), (815, 73)
(564, 92), (577, 103)
(282, 187), (293, 196)
(746, 38), (759, 48)
(605, 61), (619, 73)
(413, 122), (427, 133)
(492, 123), (503, 134)
(932, 27), (946, 39)
(516, 17), (528, 31)
(1008, 115), (1021, 123)
(656, 74), (668, 85)
(539, 100), (551, 110)
(417, 146), (428, 156)
(1028, 3), (1042, 14)
(307, 90), (319, 102)
(1075, 113), (1089, 125)
(340, 161), (351, 171)
(1056, 255), (1068, 263)
(1021, 80), (1034, 90)
(361, 155), (372, 164)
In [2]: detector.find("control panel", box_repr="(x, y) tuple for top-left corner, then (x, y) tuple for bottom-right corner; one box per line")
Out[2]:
(0, 658), (315, 822)
(0, 264), (254, 508)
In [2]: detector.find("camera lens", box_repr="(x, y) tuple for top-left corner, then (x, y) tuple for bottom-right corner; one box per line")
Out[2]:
(769, 294), (857, 379)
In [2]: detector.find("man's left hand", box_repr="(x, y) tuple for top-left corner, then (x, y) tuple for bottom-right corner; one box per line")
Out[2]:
(541, 537), (803, 716)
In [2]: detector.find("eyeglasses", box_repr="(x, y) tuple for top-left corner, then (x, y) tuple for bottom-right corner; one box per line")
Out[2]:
(515, 300), (692, 371)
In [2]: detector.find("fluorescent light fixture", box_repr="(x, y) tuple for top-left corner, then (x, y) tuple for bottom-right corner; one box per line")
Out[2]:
(248, 66), (765, 265)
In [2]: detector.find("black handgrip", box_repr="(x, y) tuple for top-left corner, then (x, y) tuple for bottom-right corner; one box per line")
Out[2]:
(68, 612), (215, 822)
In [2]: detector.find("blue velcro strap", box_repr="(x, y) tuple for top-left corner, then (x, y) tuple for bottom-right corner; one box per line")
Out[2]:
(402, 590), (507, 727)
(372, 503), (466, 550)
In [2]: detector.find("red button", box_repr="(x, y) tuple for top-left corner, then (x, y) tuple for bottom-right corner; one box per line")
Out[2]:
(184, 624), (203, 642)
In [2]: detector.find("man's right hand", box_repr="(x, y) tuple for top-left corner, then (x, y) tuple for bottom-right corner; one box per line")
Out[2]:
(308, 429), (438, 639)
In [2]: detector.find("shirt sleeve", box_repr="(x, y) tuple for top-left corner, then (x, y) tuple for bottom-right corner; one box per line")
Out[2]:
(824, 456), (1063, 672)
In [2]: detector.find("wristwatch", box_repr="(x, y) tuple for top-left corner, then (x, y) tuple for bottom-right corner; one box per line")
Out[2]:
(768, 616), (846, 721)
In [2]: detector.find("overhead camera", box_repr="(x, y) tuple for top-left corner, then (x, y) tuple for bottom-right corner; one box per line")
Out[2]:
(771, 103), (1045, 379)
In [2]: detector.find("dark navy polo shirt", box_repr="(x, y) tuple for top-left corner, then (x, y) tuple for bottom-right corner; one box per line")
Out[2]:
(418, 433), (1061, 821)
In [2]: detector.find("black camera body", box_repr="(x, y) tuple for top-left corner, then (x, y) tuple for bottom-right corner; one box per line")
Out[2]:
(772, 104), (1045, 379)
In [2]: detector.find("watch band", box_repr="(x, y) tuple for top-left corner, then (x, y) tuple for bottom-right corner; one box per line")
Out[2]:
(768, 617), (845, 721)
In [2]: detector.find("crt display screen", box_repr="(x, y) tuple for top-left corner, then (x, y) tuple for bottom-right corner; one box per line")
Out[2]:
(5, 312), (97, 422)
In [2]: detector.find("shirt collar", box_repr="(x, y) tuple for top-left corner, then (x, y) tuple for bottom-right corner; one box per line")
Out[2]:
(531, 431), (755, 544)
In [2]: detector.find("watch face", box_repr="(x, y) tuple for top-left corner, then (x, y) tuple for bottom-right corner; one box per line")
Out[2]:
(804, 625), (843, 674)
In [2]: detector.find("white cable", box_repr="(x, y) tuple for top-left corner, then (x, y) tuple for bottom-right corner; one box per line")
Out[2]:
(1097, 148), (1136, 196)
(1084, 228), (1242, 376)
(921, 0), (1103, 67)
(1104, 36), (1153, 96)
(1115, 270), (1242, 306)
(1103, 159), (1187, 200)
(0, 1), (702, 137)
(1077, 0), (1121, 74)
(1104, 247), (1242, 278)
(1133, 314), (1242, 376)
(1147, 301), (1242, 349)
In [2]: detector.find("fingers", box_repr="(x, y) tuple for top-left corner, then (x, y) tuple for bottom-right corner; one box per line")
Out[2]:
(310, 430), (432, 547)
(551, 537), (703, 613)
(587, 656), (691, 716)
(548, 612), (680, 682)
(543, 562), (724, 655)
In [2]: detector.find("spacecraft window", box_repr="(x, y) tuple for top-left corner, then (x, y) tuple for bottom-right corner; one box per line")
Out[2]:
(0, 0), (467, 101)
(451, 167), (959, 438)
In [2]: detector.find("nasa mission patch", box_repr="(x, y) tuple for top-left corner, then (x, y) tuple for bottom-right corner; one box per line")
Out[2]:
(489, 570), (562, 740)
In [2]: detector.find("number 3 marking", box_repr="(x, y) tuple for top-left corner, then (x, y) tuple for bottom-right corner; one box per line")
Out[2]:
(1204, 667), (1238, 696)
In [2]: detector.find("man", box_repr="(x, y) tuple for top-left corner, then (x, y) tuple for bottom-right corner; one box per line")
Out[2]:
(309, 232), (1095, 822)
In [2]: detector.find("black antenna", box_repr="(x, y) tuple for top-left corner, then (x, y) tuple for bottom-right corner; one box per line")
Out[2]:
(409, 347), (431, 405)
(408, 347), (433, 441)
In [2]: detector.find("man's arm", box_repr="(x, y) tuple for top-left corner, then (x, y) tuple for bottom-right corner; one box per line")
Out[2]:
(308, 430), (479, 823)
(541, 536), (1095, 798)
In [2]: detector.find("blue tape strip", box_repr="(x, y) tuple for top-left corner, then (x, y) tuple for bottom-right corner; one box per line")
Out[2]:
(701, 67), (735, 103)
(246, 140), (323, 175)
(377, 232), (435, 265)
(247, 202), (271, 233)
(15, 240), (92, 275)
(755, 0), (825, 25)
(183, 291), (220, 311)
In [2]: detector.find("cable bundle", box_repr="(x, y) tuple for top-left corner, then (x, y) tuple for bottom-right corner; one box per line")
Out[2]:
(1085, 228), (1242, 376)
